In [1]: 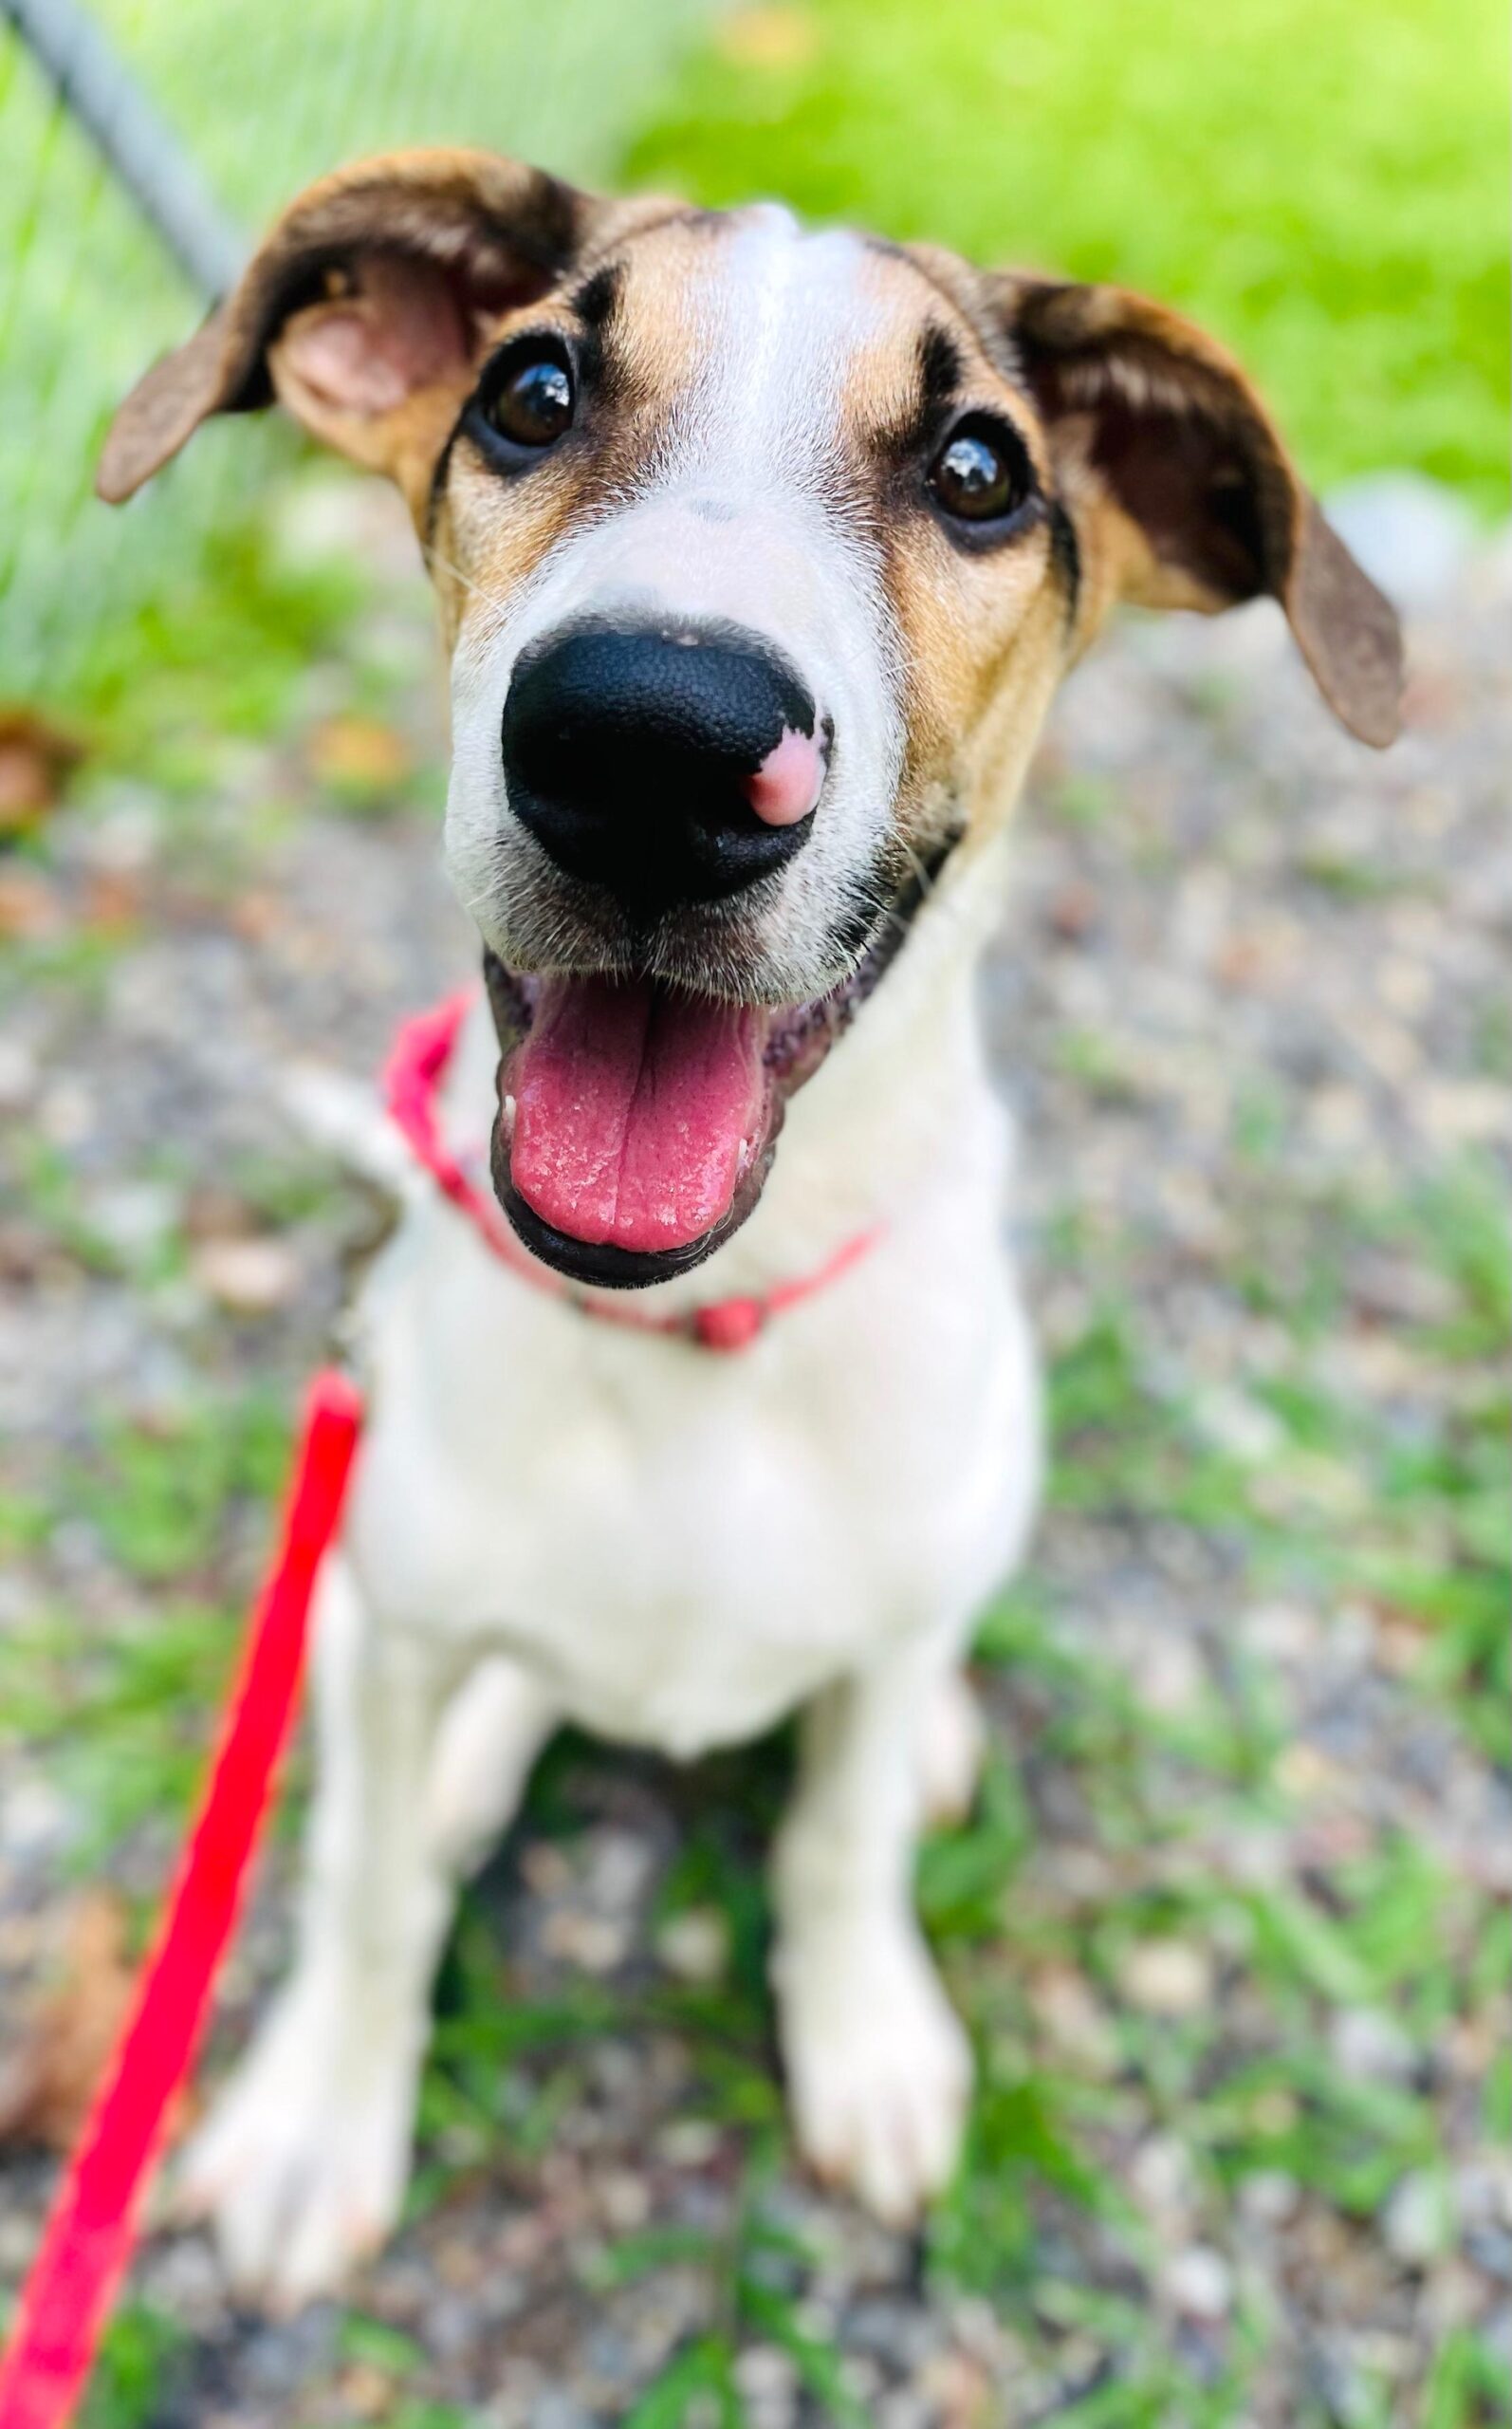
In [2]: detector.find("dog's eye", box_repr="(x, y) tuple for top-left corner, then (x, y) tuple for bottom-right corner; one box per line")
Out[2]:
(479, 345), (575, 451)
(929, 417), (1032, 525)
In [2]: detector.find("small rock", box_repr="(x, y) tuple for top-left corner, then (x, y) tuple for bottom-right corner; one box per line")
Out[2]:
(733, 2344), (798, 2402)
(0, 1037), (37, 1111)
(189, 1234), (302, 1313)
(1027, 1962), (1119, 2075)
(1117, 1937), (1214, 2016)
(657, 2118), (722, 2168)
(1382, 2168), (1454, 2267)
(529, 2392), (596, 2429)
(87, 1180), (178, 1262)
(655, 1905), (731, 1985)
(1163, 2244), (1233, 2320)
(1238, 2169), (1301, 2227)
(1330, 2006), (1417, 2086)
(1132, 2134), (1196, 2225)
(539, 1908), (629, 1974)
(0, 1774), (71, 1858)
(583, 1826), (655, 1914)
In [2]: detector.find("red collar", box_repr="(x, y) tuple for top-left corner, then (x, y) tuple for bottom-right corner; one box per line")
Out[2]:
(382, 991), (881, 1352)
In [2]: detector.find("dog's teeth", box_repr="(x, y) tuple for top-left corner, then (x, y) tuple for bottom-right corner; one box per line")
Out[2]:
(503, 1092), (517, 1122)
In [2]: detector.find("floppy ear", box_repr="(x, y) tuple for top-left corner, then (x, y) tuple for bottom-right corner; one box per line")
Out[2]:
(98, 148), (603, 516)
(992, 276), (1403, 747)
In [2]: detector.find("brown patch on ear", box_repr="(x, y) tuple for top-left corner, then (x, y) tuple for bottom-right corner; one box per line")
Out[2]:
(97, 147), (601, 508)
(994, 275), (1403, 746)
(1285, 496), (1402, 749)
(97, 309), (231, 504)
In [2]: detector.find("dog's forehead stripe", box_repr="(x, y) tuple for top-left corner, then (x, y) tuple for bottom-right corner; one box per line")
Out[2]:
(624, 206), (898, 483)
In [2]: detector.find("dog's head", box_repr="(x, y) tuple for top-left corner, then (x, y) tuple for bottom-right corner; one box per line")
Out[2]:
(102, 150), (1401, 1286)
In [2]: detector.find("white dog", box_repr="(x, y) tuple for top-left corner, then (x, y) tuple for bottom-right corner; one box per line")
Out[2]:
(101, 149), (1401, 2309)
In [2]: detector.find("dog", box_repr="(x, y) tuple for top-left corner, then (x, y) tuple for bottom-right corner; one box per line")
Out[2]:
(100, 149), (1401, 2310)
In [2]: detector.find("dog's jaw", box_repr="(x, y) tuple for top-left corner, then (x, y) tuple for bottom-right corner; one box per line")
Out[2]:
(478, 832), (959, 1287)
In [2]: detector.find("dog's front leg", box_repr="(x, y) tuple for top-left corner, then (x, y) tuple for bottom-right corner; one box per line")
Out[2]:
(176, 1556), (546, 2309)
(772, 1642), (973, 2224)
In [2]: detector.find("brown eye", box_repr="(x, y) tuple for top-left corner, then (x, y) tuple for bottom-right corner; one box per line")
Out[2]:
(479, 345), (575, 451)
(929, 417), (1032, 525)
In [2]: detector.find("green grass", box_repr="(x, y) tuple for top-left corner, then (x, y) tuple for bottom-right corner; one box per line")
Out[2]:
(629, 0), (1511, 511)
(5, 1138), (1503, 2419)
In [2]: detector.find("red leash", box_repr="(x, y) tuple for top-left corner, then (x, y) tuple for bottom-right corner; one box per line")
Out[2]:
(384, 992), (881, 1352)
(0, 1371), (362, 2429)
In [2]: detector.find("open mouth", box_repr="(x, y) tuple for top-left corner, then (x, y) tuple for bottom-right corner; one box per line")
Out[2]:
(485, 852), (948, 1289)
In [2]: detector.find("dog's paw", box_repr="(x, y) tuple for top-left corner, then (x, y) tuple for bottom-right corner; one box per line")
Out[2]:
(776, 1917), (971, 2225)
(919, 1667), (985, 1827)
(175, 1979), (416, 2311)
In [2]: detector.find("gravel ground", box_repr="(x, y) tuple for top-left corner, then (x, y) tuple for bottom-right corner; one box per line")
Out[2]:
(1, 473), (1508, 2427)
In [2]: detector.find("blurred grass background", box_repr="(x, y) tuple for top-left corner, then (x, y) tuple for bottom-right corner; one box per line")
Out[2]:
(633, 0), (1509, 510)
(1, 0), (1506, 717)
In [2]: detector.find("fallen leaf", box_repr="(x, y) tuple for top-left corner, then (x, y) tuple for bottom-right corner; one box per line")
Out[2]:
(81, 870), (143, 935)
(0, 869), (64, 938)
(182, 1182), (261, 1242)
(0, 1891), (136, 2152)
(717, 6), (819, 69)
(308, 713), (412, 794)
(0, 706), (84, 838)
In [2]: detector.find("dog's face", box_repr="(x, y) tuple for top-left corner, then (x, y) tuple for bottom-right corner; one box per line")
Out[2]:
(103, 150), (1401, 1287)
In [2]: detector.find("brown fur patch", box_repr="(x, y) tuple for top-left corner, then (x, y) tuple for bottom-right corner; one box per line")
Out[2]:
(990, 274), (1403, 744)
(100, 151), (1402, 807)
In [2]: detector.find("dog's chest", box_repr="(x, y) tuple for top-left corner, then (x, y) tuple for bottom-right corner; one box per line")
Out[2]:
(350, 1195), (1036, 1757)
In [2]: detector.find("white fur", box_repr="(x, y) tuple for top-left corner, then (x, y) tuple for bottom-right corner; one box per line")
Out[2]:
(178, 221), (1047, 2308)
(445, 211), (905, 1004)
(178, 837), (1042, 2308)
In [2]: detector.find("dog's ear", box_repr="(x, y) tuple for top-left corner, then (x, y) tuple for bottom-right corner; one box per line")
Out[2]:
(98, 149), (603, 514)
(991, 276), (1402, 746)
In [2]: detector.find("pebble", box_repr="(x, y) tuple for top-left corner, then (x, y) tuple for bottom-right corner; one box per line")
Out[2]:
(1330, 2005), (1418, 2086)
(655, 1904), (731, 1984)
(1117, 1937), (1214, 2015)
(188, 1234), (302, 1313)
(1382, 2170), (1455, 2268)
(1162, 2245), (1234, 2320)
(539, 1908), (630, 1974)
(1237, 2171), (1301, 2228)
(0, 1037), (37, 1111)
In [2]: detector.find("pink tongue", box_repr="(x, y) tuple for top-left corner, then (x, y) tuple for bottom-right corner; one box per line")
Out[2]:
(507, 975), (768, 1253)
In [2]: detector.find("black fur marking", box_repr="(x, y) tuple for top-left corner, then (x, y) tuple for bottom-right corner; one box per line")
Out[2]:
(875, 322), (963, 467)
(567, 260), (622, 331)
(423, 417), (464, 552)
(1047, 495), (1081, 621)
(920, 324), (964, 416)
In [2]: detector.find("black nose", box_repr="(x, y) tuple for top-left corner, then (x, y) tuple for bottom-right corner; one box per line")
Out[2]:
(500, 622), (822, 912)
